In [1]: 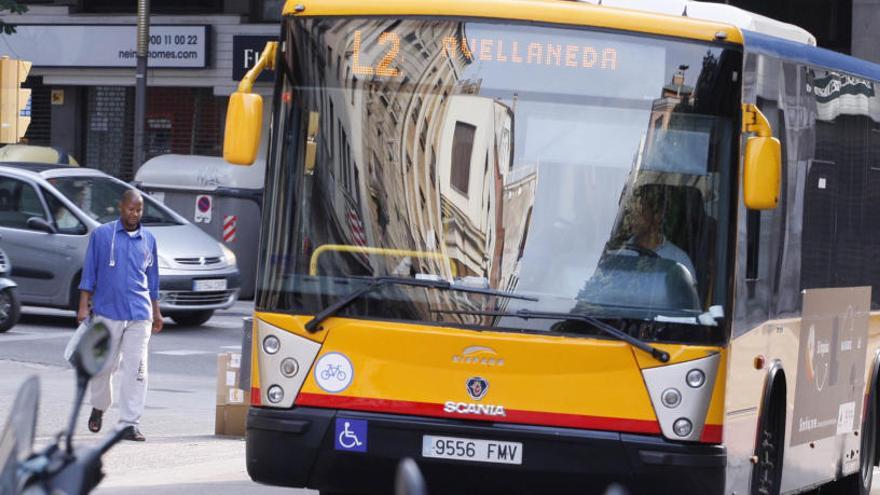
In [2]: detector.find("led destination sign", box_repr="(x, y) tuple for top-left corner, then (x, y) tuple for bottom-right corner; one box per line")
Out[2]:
(443, 37), (618, 70)
(347, 23), (665, 99)
(351, 29), (620, 77)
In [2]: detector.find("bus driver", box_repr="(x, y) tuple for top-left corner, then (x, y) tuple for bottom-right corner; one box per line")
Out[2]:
(618, 185), (697, 281)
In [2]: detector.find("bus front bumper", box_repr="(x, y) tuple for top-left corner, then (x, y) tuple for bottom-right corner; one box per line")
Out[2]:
(246, 406), (726, 495)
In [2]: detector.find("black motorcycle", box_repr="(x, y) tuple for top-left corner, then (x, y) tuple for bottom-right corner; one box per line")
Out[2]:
(0, 321), (125, 495)
(0, 246), (20, 333)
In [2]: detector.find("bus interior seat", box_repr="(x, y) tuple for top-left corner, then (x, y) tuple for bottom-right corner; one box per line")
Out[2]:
(662, 185), (715, 306)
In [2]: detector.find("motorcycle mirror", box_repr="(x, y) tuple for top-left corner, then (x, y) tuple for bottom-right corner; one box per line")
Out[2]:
(394, 458), (428, 495)
(0, 376), (39, 492)
(65, 321), (110, 454)
(70, 321), (111, 379)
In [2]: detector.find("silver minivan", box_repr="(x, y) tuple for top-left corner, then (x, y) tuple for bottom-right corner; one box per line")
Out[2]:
(0, 163), (240, 326)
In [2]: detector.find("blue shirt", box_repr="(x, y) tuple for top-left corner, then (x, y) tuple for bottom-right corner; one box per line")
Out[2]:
(79, 220), (159, 321)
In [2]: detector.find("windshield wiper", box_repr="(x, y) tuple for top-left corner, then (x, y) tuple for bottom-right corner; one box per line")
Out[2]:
(431, 308), (670, 363)
(303, 277), (538, 333)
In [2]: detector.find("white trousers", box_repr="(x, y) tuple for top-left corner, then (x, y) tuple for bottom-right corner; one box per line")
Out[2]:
(89, 316), (151, 426)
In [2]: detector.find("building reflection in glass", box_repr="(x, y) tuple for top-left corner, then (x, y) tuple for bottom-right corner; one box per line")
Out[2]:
(270, 18), (740, 338)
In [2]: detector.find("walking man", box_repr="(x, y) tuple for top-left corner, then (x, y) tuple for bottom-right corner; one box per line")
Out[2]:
(77, 189), (163, 441)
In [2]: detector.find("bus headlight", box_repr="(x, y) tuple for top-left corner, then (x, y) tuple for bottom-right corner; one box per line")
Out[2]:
(267, 385), (284, 404)
(255, 319), (322, 409)
(686, 369), (706, 388)
(280, 358), (299, 378)
(661, 388), (682, 408)
(263, 335), (280, 354)
(673, 418), (693, 437)
(641, 352), (721, 442)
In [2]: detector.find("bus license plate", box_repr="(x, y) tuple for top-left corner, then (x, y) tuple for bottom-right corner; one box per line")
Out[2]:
(193, 279), (227, 292)
(422, 435), (522, 465)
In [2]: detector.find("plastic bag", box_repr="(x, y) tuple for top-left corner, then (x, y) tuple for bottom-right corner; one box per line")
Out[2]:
(63, 316), (91, 366)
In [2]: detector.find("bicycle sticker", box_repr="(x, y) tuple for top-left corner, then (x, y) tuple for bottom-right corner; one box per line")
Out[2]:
(314, 352), (354, 393)
(334, 418), (367, 453)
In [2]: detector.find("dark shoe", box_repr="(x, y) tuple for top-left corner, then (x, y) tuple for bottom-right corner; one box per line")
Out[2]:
(121, 426), (145, 442)
(87, 408), (102, 433)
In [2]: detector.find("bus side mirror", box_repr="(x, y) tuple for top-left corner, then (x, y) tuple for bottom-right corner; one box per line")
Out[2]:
(222, 41), (277, 166)
(223, 92), (263, 166)
(743, 136), (781, 210)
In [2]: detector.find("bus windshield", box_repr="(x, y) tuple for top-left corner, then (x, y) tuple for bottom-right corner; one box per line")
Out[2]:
(257, 17), (742, 344)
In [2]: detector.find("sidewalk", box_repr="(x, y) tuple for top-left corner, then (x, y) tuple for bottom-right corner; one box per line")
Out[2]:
(0, 360), (310, 495)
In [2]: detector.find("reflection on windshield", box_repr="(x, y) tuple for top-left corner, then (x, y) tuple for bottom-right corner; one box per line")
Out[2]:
(257, 18), (741, 343)
(48, 177), (179, 226)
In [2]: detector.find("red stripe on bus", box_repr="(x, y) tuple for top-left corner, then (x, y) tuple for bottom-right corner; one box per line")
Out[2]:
(251, 387), (262, 406)
(296, 392), (662, 435)
(700, 424), (723, 443)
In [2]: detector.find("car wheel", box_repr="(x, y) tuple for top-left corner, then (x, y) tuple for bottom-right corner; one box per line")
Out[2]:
(0, 287), (21, 333)
(170, 310), (214, 327)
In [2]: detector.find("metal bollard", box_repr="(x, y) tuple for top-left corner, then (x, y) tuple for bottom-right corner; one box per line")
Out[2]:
(238, 316), (253, 391)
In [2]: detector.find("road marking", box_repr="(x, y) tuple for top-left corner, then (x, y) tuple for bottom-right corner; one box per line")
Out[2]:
(211, 321), (244, 329)
(0, 333), (69, 343)
(152, 350), (213, 356)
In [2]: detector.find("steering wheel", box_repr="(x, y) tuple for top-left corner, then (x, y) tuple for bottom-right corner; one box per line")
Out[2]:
(623, 243), (659, 258)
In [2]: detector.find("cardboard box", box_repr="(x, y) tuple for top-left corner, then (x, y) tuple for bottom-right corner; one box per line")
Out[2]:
(216, 352), (246, 405)
(216, 352), (248, 436)
(215, 403), (248, 437)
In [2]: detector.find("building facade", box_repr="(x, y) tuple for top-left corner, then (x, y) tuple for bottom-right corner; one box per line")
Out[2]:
(0, 0), (283, 179)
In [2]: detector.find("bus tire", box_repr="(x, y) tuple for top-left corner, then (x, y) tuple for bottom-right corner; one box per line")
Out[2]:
(751, 364), (786, 495)
(828, 353), (879, 495)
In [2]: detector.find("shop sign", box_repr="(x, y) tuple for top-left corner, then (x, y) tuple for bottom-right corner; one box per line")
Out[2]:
(232, 35), (277, 82)
(0, 25), (209, 68)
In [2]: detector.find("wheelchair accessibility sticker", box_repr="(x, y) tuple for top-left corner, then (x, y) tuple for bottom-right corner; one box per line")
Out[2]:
(314, 352), (354, 393)
(335, 418), (367, 453)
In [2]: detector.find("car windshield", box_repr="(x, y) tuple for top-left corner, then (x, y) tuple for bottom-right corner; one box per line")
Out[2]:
(256, 18), (742, 344)
(47, 176), (180, 226)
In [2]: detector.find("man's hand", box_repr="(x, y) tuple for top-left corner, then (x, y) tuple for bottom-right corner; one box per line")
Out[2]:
(152, 316), (164, 333)
(77, 306), (90, 324)
(77, 290), (92, 324)
(151, 299), (163, 333)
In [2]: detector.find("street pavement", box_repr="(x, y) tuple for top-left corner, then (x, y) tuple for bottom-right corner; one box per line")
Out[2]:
(5, 302), (880, 494)
(0, 301), (312, 495)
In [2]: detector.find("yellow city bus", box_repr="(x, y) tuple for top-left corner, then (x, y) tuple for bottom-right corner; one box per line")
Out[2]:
(224, 1), (880, 493)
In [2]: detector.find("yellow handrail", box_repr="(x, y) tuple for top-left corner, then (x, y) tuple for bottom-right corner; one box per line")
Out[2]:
(309, 244), (452, 276)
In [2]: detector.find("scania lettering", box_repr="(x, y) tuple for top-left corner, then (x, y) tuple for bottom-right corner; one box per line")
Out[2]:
(443, 401), (507, 417)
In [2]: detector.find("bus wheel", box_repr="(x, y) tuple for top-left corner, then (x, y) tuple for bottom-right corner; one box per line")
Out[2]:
(751, 388), (785, 495)
(829, 385), (877, 495)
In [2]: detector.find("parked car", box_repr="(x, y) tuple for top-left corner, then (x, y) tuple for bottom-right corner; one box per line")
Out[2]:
(0, 246), (20, 332)
(0, 162), (240, 326)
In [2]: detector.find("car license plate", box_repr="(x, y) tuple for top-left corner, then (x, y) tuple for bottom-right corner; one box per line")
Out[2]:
(192, 279), (227, 292)
(422, 435), (522, 465)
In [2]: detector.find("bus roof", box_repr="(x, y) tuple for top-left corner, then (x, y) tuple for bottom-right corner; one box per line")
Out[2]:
(744, 29), (880, 82)
(282, 0), (745, 45)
